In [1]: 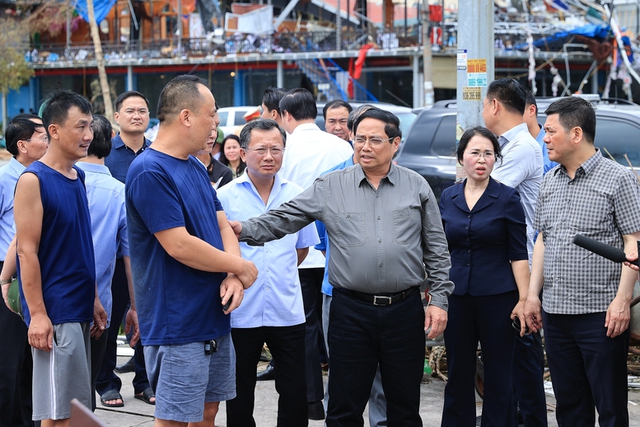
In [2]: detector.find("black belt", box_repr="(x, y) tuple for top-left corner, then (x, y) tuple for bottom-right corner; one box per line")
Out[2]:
(339, 286), (419, 307)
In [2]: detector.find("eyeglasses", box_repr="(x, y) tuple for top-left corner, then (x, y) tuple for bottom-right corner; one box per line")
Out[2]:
(245, 146), (285, 156)
(122, 108), (149, 116)
(26, 135), (49, 143)
(467, 150), (495, 159)
(354, 136), (394, 146)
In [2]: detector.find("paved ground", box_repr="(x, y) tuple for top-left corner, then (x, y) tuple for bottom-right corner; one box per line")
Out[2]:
(94, 346), (640, 427)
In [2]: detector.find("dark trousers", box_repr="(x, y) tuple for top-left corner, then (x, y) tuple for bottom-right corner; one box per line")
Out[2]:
(442, 291), (517, 427)
(299, 268), (325, 403)
(0, 298), (34, 427)
(90, 331), (109, 411)
(543, 311), (629, 427)
(95, 258), (150, 396)
(513, 331), (547, 427)
(226, 325), (308, 427)
(327, 288), (424, 427)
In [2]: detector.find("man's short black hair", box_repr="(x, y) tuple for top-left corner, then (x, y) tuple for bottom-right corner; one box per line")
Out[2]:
(545, 96), (596, 144)
(486, 78), (527, 115)
(88, 115), (113, 159)
(322, 100), (353, 120)
(279, 88), (317, 121)
(115, 90), (150, 112)
(239, 119), (286, 149)
(524, 90), (537, 110)
(41, 89), (92, 132)
(156, 75), (209, 123)
(352, 107), (402, 141)
(261, 87), (287, 115)
(4, 114), (44, 156)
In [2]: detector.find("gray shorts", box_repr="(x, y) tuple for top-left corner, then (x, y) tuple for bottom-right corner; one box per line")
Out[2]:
(32, 322), (91, 421)
(145, 333), (236, 423)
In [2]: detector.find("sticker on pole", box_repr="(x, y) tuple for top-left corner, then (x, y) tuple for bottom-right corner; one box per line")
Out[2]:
(462, 87), (482, 101)
(467, 59), (487, 87)
(457, 49), (467, 70)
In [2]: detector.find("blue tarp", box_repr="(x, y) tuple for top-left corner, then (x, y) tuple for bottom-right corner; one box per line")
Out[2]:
(74, 0), (117, 24)
(515, 24), (611, 50)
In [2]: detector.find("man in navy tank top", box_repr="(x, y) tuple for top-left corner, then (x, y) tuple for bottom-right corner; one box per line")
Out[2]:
(14, 89), (107, 427)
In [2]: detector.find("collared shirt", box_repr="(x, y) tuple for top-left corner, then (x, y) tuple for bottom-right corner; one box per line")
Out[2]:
(315, 156), (355, 296)
(240, 163), (454, 311)
(534, 149), (640, 314)
(76, 162), (129, 327)
(217, 172), (319, 328)
(105, 133), (152, 183)
(279, 122), (353, 269)
(0, 158), (25, 259)
(492, 122), (543, 260)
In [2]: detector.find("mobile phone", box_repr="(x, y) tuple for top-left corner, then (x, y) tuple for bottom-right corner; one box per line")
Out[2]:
(222, 296), (233, 312)
(511, 317), (531, 335)
(205, 339), (218, 355)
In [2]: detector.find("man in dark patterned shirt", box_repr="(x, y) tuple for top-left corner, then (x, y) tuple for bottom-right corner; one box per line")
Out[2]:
(525, 96), (640, 426)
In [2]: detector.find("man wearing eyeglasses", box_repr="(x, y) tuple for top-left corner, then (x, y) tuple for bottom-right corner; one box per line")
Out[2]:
(0, 113), (48, 427)
(97, 90), (155, 408)
(323, 100), (352, 143)
(231, 107), (453, 426)
(217, 119), (319, 426)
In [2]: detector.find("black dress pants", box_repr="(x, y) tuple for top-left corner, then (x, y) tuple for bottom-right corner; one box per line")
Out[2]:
(0, 298), (34, 426)
(299, 268), (325, 404)
(226, 324), (308, 427)
(327, 288), (424, 427)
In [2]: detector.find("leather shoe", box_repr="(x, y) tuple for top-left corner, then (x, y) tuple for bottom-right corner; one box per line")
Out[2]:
(115, 356), (135, 374)
(256, 364), (275, 381)
(308, 401), (325, 420)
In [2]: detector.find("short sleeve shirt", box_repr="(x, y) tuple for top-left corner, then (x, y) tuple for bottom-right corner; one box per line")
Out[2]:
(126, 148), (228, 345)
(535, 149), (640, 314)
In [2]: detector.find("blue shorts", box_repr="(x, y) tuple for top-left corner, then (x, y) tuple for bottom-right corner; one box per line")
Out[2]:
(144, 334), (236, 423)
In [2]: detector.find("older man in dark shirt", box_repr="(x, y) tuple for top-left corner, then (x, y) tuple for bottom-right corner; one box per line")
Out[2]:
(231, 107), (453, 426)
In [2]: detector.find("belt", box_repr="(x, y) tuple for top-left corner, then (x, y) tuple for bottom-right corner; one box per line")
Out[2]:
(340, 286), (419, 307)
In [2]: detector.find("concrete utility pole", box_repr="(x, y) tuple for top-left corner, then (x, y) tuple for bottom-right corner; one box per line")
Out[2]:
(456, 0), (494, 130)
(455, 0), (494, 179)
(422, 0), (434, 108)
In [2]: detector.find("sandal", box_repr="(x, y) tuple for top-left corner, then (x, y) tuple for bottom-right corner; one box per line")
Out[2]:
(100, 389), (124, 408)
(134, 387), (155, 405)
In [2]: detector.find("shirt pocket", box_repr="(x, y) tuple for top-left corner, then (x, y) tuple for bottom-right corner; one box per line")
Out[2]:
(393, 208), (421, 245)
(333, 212), (365, 247)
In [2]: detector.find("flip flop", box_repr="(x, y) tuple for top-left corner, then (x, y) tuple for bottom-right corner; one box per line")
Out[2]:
(134, 387), (155, 405)
(100, 389), (124, 408)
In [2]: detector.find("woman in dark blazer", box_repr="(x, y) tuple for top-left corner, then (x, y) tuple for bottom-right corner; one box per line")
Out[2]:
(439, 127), (530, 427)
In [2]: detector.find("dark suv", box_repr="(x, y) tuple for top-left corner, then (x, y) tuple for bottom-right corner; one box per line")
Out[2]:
(395, 98), (640, 199)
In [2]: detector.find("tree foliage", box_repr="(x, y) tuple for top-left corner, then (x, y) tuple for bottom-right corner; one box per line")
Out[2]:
(0, 17), (34, 95)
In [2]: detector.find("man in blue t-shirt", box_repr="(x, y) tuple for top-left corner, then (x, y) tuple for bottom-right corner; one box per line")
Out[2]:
(126, 75), (257, 427)
(14, 90), (107, 425)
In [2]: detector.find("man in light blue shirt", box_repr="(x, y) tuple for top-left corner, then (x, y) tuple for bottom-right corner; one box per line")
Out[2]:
(483, 79), (547, 427)
(217, 119), (319, 426)
(0, 113), (48, 427)
(76, 115), (138, 411)
(524, 91), (558, 174)
(0, 115), (48, 260)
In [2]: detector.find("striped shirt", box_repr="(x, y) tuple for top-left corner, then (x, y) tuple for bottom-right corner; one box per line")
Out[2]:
(534, 149), (640, 314)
